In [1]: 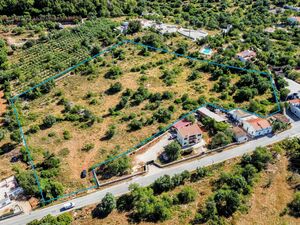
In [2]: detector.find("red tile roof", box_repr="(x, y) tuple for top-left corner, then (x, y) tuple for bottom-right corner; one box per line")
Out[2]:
(231, 126), (247, 138)
(273, 114), (290, 123)
(237, 50), (256, 59)
(177, 123), (202, 137)
(289, 99), (300, 104)
(245, 118), (271, 131)
(173, 119), (192, 130)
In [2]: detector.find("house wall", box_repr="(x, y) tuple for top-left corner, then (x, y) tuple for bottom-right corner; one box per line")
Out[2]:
(290, 104), (300, 118)
(230, 112), (256, 124)
(177, 132), (202, 147)
(235, 135), (248, 143)
(237, 56), (246, 62)
(242, 122), (272, 137)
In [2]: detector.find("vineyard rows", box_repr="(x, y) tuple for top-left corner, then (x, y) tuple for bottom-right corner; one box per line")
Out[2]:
(9, 19), (117, 95)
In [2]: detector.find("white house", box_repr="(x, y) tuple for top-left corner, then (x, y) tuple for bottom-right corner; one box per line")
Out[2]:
(237, 50), (257, 62)
(177, 28), (208, 41)
(289, 99), (300, 118)
(284, 5), (300, 12)
(242, 118), (272, 137)
(229, 109), (257, 124)
(176, 123), (202, 148)
(156, 24), (178, 34)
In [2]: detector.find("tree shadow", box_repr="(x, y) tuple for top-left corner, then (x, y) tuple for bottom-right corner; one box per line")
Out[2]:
(91, 204), (110, 219)
(0, 142), (17, 155)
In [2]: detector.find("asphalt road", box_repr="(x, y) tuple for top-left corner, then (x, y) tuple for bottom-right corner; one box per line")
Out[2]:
(3, 121), (300, 225)
(285, 77), (300, 94)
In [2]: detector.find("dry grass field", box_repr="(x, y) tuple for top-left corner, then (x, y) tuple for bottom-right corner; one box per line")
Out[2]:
(19, 43), (275, 193)
(70, 155), (300, 225)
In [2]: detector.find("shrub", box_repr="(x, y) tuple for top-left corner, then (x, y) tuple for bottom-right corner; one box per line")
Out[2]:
(0, 130), (4, 141)
(128, 119), (143, 131)
(102, 155), (131, 178)
(288, 192), (300, 217)
(63, 130), (72, 140)
(164, 141), (182, 162)
(176, 186), (196, 204)
(105, 66), (122, 79)
(152, 175), (174, 194)
(27, 125), (40, 134)
(42, 115), (57, 128)
(81, 143), (95, 151)
(93, 192), (116, 218)
(10, 130), (21, 143)
(191, 167), (209, 182)
(106, 82), (123, 94)
(187, 70), (201, 81)
(162, 91), (174, 100)
(153, 108), (172, 123)
(127, 20), (142, 34)
(105, 125), (116, 139)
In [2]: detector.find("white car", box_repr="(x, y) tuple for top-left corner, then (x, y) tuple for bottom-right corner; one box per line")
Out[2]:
(62, 202), (75, 210)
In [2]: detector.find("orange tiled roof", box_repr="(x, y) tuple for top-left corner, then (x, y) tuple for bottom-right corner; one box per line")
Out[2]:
(289, 99), (300, 104)
(177, 123), (202, 137)
(237, 50), (256, 58)
(245, 118), (271, 131)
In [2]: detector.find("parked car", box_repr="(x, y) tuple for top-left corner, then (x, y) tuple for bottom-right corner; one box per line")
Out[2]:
(81, 170), (87, 178)
(168, 134), (177, 140)
(10, 156), (20, 163)
(62, 202), (75, 211)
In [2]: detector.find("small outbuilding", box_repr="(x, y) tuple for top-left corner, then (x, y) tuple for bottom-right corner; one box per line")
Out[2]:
(197, 107), (227, 122)
(231, 127), (248, 143)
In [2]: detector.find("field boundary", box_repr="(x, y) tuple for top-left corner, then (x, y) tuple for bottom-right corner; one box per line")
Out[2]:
(9, 40), (281, 204)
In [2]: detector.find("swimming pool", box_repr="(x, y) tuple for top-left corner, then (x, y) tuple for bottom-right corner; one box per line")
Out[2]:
(200, 47), (212, 55)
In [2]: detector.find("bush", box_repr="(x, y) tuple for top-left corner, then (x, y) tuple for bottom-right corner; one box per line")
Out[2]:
(10, 130), (21, 143)
(288, 192), (300, 217)
(106, 82), (123, 94)
(127, 20), (142, 34)
(93, 192), (116, 218)
(187, 70), (201, 81)
(210, 131), (233, 149)
(152, 175), (174, 194)
(27, 125), (40, 134)
(191, 167), (209, 182)
(128, 119), (143, 131)
(105, 66), (122, 79)
(42, 115), (57, 128)
(164, 141), (182, 162)
(213, 189), (241, 217)
(63, 130), (72, 140)
(81, 143), (95, 151)
(0, 130), (4, 141)
(176, 186), (196, 204)
(153, 108), (173, 123)
(241, 147), (272, 171)
(102, 155), (131, 178)
(105, 125), (116, 139)
(28, 213), (72, 225)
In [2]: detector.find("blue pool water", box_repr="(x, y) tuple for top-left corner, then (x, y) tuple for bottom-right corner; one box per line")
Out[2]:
(200, 47), (212, 55)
